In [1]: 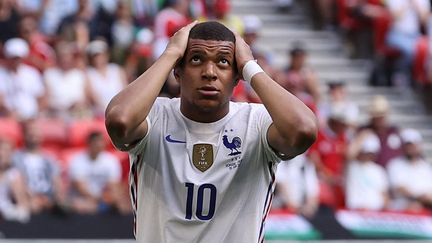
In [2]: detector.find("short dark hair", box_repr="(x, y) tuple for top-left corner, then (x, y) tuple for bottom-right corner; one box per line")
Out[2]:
(189, 21), (235, 43)
(176, 21), (236, 70)
(87, 130), (103, 144)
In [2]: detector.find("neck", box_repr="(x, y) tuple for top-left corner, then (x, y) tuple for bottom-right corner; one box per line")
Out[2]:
(180, 101), (229, 123)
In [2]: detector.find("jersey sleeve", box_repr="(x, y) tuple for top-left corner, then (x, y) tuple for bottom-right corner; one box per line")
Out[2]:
(252, 104), (282, 163)
(128, 97), (169, 155)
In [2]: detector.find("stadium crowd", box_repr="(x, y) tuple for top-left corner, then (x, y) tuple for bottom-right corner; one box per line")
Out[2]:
(0, 0), (431, 227)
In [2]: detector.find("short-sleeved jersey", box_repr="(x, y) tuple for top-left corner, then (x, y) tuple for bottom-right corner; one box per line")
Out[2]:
(128, 97), (281, 243)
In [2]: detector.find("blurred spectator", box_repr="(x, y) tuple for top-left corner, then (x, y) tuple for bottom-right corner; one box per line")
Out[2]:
(0, 138), (30, 222)
(387, 128), (432, 212)
(56, 0), (107, 51)
(338, 0), (388, 59)
(0, 38), (46, 119)
(345, 131), (390, 211)
(17, 0), (77, 36)
(242, 14), (276, 70)
(43, 41), (92, 119)
(86, 39), (127, 117)
(274, 155), (319, 218)
(19, 15), (56, 72)
(318, 81), (359, 135)
(280, 45), (321, 106)
(242, 15), (263, 55)
(359, 95), (402, 167)
(153, 0), (191, 59)
(68, 131), (129, 214)
(129, 0), (159, 25)
(274, 0), (294, 11)
(385, 0), (430, 86)
(110, 0), (137, 64)
(307, 104), (348, 208)
(0, 0), (21, 44)
(123, 28), (154, 82)
(308, 0), (335, 30)
(13, 119), (66, 214)
(232, 15), (275, 103)
(91, 0), (119, 15)
(199, 0), (244, 35)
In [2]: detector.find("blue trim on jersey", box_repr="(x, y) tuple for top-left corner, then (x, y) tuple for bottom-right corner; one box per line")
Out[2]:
(258, 163), (276, 242)
(130, 154), (141, 238)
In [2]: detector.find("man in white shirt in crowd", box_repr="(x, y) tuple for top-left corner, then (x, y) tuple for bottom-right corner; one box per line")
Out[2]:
(0, 38), (46, 119)
(69, 131), (129, 214)
(273, 155), (319, 218)
(387, 128), (432, 212)
(346, 131), (390, 211)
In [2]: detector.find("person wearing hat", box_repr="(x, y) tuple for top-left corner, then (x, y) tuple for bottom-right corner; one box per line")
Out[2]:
(345, 131), (390, 211)
(86, 39), (127, 117)
(318, 80), (359, 133)
(387, 128), (432, 211)
(307, 104), (348, 209)
(0, 38), (46, 120)
(359, 95), (402, 167)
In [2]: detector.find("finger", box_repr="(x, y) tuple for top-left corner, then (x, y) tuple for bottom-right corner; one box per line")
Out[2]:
(182, 20), (198, 32)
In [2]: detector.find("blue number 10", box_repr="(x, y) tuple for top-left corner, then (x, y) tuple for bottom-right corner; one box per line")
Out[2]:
(185, 183), (217, 220)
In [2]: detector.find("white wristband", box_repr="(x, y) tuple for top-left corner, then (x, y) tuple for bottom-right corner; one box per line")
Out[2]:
(242, 60), (264, 84)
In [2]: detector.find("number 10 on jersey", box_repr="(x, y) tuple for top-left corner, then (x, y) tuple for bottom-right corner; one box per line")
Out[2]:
(185, 183), (217, 220)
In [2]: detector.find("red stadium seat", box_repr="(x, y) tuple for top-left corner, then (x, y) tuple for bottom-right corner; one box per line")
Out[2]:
(34, 118), (68, 150)
(67, 119), (111, 148)
(0, 118), (23, 147)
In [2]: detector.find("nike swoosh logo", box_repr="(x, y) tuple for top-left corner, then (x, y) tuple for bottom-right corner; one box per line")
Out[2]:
(165, 135), (186, 144)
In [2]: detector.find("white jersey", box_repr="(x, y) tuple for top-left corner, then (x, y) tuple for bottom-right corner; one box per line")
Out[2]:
(128, 97), (281, 243)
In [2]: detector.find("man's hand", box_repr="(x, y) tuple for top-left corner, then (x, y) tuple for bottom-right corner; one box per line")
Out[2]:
(165, 20), (198, 61)
(234, 32), (255, 79)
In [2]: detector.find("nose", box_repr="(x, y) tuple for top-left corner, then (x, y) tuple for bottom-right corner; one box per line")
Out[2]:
(202, 62), (217, 81)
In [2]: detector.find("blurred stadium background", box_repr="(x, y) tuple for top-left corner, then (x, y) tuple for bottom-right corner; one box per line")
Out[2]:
(1, 0), (432, 241)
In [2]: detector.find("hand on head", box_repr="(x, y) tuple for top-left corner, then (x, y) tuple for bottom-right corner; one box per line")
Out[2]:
(234, 32), (254, 79)
(165, 20), (198, 61)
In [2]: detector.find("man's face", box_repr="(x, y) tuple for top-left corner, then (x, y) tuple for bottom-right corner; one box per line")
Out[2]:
(89, 136), (105, 157)
(403, 143), (421, 159)
(176, 39), (237, 119)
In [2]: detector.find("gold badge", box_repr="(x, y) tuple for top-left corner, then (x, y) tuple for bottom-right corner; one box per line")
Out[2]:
(192, 144), (213, 172)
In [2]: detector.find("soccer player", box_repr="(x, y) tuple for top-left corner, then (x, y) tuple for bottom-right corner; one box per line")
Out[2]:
(105, 21), (317, 242)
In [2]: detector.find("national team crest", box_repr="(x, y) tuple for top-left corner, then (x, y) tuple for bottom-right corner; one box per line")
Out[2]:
(192, 144), (213, 172)
(222, 135), (242, 156)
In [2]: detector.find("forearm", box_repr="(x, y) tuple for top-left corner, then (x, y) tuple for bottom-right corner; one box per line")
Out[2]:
(105, 51), (179, 141)
(251, 73), (317, 151)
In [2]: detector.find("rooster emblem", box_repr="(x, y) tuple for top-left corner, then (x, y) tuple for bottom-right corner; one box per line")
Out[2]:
(222, 135), (242, 156)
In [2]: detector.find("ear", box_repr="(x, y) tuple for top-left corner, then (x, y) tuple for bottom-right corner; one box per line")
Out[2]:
(233, 66), (240, 86)
(173, 66), (181, 82)
(233, 75), (240, 86)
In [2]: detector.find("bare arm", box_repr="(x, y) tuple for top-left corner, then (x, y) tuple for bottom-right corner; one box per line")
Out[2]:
(234, 34), (318, 159)
(10, 172), (30, 210)
(72, 180), (98, 201)
(105, 21), (197, 150)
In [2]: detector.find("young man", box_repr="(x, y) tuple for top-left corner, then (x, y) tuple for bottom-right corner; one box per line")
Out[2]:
(105, 21), (317, 242)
